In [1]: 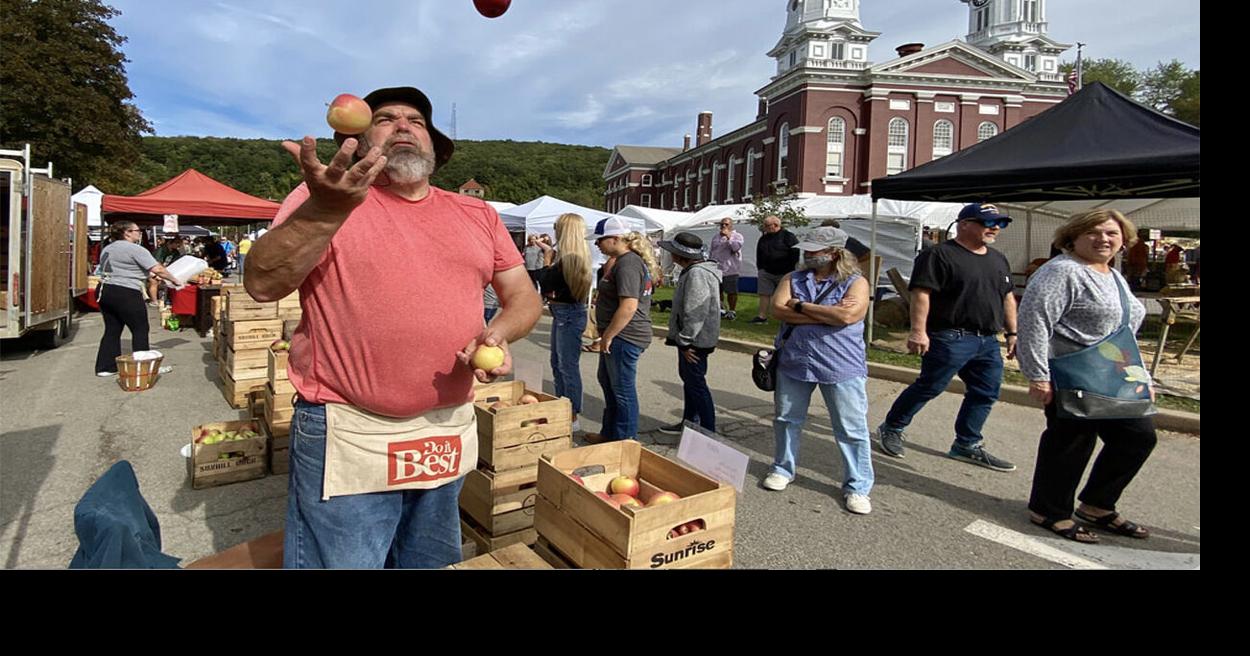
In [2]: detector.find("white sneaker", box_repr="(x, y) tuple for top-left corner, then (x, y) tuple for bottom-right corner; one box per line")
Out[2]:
(762, 473), (790, 491)
(158, 366), (173, 374)
(845, 493), (872, 515)
(572, 419), (582, 433)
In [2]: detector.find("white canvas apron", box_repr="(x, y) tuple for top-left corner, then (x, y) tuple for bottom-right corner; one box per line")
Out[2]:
(321, 401), (478, 501)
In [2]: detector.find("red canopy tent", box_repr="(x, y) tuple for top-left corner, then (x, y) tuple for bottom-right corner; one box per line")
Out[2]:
(102, 169), (280, 226)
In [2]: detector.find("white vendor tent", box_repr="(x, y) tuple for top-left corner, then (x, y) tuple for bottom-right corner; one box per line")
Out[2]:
(498, 195), (658, 238)
(71, 185), (105, 228)
(617, 205), (693, 236)
(487, 201), (517, 213)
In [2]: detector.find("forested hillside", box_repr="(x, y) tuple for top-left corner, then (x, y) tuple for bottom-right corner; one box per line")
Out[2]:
(122, 136), (611, 208)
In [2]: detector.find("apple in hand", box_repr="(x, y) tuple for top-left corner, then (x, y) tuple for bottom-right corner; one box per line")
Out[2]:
(608, 475), (640, 498)
(471, 345), (506, 371)
(326, 94), (372, 135)
(473, 0), (511, 18)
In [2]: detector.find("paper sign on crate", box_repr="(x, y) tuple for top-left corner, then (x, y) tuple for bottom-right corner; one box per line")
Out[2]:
(676, 424), (749, 493)
(512, 359), (544, 396)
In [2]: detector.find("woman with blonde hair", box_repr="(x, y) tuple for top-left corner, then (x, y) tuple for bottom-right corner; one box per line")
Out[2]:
(582, 217), (657, 444)
(536, 214), (594, 430)
(1018, 209), (1157, 543)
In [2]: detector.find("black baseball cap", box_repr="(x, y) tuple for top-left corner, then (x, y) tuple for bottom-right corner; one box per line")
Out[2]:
(332, 86), (454, 171)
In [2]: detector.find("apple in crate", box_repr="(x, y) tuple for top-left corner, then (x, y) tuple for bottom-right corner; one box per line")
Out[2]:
(518, 394), (540, 404)
(326, 94), (372, 135)
(610, 494), (643, 509)
(647, 491), (681, 507)
(569, 474), (585, 486)
(594, 491), (620, 509)
(608, 475), (640, 498)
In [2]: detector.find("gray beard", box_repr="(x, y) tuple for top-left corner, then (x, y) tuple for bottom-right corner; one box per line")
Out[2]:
(385, 149), (435, 184)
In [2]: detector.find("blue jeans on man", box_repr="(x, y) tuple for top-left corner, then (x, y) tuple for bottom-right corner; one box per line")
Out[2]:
(549, 303), (587, 416)
(771, 372), (874, 495)
(677, 349), (715, 432)
(882, 330), (1004, 448)
(284, 400), (465, 569)
(596, 340), (644, 440)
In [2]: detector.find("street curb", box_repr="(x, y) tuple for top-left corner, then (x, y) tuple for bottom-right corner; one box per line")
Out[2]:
(650, 326), (1200, 436)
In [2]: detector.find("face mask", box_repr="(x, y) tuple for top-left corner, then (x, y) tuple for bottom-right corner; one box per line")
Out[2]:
(803, 254), (833, 269)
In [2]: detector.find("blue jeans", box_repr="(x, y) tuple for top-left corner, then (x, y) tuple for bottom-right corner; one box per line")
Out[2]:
(772, 372), (874, 495)
(284, 400), (465, 569)
(549, 303), (587, 415)
(882, 330), (1004, 449)
(596, 339), (644, 440)
(677, 348), (715, 432)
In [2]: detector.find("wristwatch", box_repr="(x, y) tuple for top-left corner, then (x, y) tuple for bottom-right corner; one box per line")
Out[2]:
(1004, 331), (1018, 337)
(793, 301), (805, 314)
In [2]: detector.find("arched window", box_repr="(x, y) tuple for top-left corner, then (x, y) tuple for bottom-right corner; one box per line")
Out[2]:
(684, 185), (690, 210)
(710, 160), (720, 205)
(696, 166), (704, 207)
(978, 121), (999, 142)
(777, 122), (790, 183)
(932, 120), (954, 159)
(826, 117), (846, 178)
(726, 158), (737, 201)
(887, 117), (909, 175)
(745, 148), (756, 197)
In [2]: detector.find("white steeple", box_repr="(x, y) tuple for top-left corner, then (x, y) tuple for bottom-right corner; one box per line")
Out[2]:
(959, 0), (1070, 81)
(770, 0), (880, 79)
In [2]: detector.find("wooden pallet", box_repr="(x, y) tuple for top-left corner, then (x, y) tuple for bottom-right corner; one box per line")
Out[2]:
(532, 537), (574, 569)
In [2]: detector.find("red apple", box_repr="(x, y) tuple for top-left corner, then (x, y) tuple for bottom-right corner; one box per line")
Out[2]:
(647, 491), (681, 507)
(326, 94), (372, 135)
(611, 493), (643, 509)
(608, 475), (640, 498)
(569, 474), (585, 486)
(518, 394), (540, 404)
(594, 491), (620, 509)
(473, 0), (511, 18)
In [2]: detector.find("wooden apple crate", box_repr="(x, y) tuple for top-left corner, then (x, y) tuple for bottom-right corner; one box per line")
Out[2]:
(268, 348), (289, 382)
(460, 465), (539, 536)
(225, 345), (270, 381)
(226, 289), (278, 320)
(473, 381), (573, 472)
(534, 440), (735, 570)
(532, 538), (575, 569)
(261, 418), (291, 475)
(264, 382), (296, 427)
(460, 512), (537, 555)
(219, 364), (267, 409)
(448, 542), (553, 570)
(188, 420), (268, 489)
(221, 318), (284, 350)
(210, 294), (224, 321)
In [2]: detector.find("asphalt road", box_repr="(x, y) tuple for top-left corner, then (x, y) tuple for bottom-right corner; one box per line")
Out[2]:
(0, 309), (1200, 569)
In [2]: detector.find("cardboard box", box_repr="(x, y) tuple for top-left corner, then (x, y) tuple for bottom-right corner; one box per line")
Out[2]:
(188, 420), (267, 489)
(534, 440), (735, 570)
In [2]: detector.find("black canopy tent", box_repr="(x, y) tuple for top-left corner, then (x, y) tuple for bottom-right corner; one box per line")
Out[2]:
(864, 82), (1200, 341)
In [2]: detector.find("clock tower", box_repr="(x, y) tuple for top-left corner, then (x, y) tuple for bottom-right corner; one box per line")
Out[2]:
(960, 0), (1070, 80)
(769, 0), (881, 79)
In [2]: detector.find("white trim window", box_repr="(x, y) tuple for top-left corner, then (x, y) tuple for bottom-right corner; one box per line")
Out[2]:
(683, 185), (690, 210)
(826, 117), (845, 178)
(673, 187), (679, 209)
(932, 119), (954, 159)
(1024, 53), (1037, 72)
(887, 117), (909, 175)
(830, 42), (845, 61)
(745, 148), (756, 197)
(726, 158), (737, 201)
(642, 193), (652, 208)
(777, 122), (790, 183)
(696, 168), (704, 207)
(641, 174), (652, 187)
(710, 160), (720, 204)
(1024, 0), (1039, 23)
(978, 121), (999, 142)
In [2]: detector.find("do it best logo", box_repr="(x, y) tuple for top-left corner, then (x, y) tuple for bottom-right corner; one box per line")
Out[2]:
(388, 436), (462, 486)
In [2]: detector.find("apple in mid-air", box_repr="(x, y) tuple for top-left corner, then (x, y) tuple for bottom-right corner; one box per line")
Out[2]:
(473, 0), (511, 18)
(326, 94), (372, 135)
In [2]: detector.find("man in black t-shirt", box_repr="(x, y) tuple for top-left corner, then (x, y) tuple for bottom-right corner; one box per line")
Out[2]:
(750, 215), (800, 324)
(876, 204), (1020, 472)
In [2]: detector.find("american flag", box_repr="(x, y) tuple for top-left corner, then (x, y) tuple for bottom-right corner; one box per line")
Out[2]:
(1067, 70), (1079, 95)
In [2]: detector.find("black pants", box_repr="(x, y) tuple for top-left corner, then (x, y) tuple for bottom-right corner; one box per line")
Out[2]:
(1027, 402), (1157, 522)
(95, 285), (150, 374)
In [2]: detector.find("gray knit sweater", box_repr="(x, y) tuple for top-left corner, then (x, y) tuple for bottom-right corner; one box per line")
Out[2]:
(1017, 254), (1148, 383)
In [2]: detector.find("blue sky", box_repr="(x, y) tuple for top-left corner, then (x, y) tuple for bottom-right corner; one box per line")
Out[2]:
(108, 0), (1200, 148)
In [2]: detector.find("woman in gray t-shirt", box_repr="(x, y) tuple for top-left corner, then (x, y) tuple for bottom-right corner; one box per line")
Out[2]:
(1018, 210), (1157, 544)
(94, 221), (183, 376)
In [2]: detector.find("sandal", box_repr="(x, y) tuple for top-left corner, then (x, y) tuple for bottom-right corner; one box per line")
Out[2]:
(1031, 516), (1100, 544)
(1074, 510), (1150, 539)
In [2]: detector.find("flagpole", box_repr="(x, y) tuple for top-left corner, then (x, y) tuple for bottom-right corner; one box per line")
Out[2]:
(1076, 42), (1085, 90)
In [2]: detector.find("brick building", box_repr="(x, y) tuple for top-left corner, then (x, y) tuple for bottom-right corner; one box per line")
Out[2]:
(604, 0), (1071, 212)
(458, 178), (486, 198)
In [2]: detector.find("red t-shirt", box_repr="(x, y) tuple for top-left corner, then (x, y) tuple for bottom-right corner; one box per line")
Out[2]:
(271, 184), (523, 417)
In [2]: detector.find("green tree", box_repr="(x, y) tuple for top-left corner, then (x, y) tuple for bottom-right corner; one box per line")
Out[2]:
(1059, 58), (1141, 97)
(1170, 70), (1200, 126)
(1142, 60), (1200, 126)
(0, 0), (152, 191)
(739, 188), (809, 230)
